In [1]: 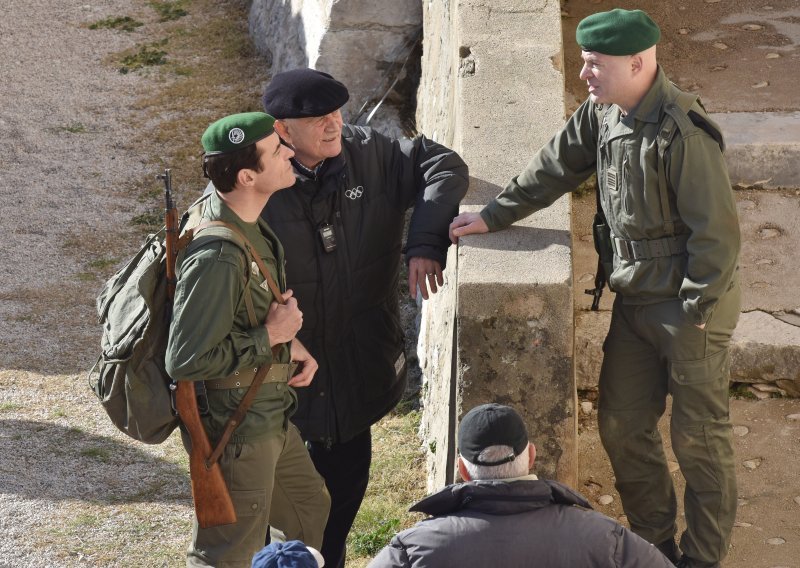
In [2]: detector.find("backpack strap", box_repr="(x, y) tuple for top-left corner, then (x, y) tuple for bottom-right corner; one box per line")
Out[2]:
(174, 194), (260, 328)
(186, 220), (287, 469)
(188, 223), (261, 328)
(193, 222), (284, 302)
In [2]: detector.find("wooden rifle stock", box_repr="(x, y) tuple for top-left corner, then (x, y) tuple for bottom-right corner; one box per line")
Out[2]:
(174, 379), (237, 528)
(159, 168), (237, 529)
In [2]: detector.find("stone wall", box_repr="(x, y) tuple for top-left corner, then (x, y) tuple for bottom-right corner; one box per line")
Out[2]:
(249, 0), (421, 124)
(416, 0), (577, 490)
(414, 0), (460, 492)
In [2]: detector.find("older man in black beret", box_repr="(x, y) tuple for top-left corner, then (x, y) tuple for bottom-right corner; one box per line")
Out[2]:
(259, 67), (469, 568)
(451, 9), (740, 568)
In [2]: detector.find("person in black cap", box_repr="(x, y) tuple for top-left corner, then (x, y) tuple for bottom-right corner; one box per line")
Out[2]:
(449, 9), (740, 568)
(255, 67), (469, 568)
(368, 403), (675, 567)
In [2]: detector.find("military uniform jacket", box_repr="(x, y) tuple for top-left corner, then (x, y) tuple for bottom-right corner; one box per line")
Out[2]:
(481, 67), (740, 325)
(368, 477), (675, 568)
(262, 125), (468, 444)
(166, 191), (295, 443)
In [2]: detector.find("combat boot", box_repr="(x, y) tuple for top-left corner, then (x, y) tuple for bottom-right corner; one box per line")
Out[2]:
(675, 556), (720, 568)
(656, 538), (681, 563)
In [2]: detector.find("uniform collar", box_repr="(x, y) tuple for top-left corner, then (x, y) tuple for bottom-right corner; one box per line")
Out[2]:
(624, 65), (671, 126)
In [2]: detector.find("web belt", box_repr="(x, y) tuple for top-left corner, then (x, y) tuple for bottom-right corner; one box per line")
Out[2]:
(611, 233), (689, 261)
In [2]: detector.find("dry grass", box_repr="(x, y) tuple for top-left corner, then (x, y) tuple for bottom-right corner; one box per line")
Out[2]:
(114, 0), (268, 215)
(347, 406), (427, 567)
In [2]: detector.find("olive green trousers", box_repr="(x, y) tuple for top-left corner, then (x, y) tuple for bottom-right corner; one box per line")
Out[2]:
(598, 281), (740, 567)
(183, 423), (330, 567)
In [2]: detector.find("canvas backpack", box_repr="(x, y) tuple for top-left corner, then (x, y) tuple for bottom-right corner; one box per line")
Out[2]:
(88, 197), (257, 444)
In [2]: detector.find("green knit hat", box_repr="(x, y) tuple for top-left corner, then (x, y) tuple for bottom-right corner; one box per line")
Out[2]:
(576, 9), (661, 56)
(201, 112), (275, 156)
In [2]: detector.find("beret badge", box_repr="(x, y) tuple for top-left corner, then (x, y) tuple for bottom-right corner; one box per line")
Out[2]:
(228, 128), (246, 145)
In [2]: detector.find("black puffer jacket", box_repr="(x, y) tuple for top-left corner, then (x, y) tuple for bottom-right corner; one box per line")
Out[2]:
(262, 125), (468, 444)
(368, 478), (676, 568)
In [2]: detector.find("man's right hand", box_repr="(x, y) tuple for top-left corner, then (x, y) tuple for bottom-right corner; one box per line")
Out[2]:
(449, 212), (489, 244)
(265, 289), (303, 346)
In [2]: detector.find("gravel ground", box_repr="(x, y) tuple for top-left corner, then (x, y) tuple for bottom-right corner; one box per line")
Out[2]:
(0, 0), (152, 371)
(0, 1), (254, 566)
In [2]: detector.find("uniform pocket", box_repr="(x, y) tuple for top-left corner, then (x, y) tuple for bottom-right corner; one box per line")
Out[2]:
(230, 489), (267, 518)
(670, 348), (730, 421)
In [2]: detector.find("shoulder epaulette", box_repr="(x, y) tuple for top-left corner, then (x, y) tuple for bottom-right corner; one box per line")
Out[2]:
(661, 86), (724, 151)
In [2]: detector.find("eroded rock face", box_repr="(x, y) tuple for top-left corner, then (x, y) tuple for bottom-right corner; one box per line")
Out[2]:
(248, 0), (421, 124)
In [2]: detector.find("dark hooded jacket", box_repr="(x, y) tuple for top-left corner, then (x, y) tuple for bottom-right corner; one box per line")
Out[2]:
(262, 124), (468, 444)
(368, 478), (675, 568)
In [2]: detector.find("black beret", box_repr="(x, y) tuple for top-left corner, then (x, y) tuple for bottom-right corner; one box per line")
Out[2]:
(576, 9), (661, 56)
(262, 68), (350, 119)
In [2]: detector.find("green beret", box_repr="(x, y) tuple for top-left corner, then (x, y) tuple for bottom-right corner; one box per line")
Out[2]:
(576, 9), (661, 56)
(201, 112), (275, 156)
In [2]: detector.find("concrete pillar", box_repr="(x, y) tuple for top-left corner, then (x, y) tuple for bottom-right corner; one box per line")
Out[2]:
(417, 0), (577, 490)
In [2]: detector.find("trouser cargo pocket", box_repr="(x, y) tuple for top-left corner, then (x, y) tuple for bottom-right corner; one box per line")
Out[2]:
(669, 348), (730, 423)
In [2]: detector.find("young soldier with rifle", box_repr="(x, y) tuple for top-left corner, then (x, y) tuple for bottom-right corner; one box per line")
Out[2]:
(166, 112), (330, 567)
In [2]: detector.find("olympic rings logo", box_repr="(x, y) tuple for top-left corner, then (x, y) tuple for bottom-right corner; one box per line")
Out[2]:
(345, 186), (364, 200)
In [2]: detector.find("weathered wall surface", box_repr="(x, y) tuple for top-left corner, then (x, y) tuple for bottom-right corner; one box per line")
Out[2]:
(414, 0), (460, 490)
(416, 0), (577, 489)
(249, 0), (421, 122)
(415, 0), (459, 149)
(417, 246), (459, 489)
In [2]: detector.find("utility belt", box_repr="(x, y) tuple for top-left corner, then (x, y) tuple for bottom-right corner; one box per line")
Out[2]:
(611, 233), (689, 261)
(205, 362), (298, 390)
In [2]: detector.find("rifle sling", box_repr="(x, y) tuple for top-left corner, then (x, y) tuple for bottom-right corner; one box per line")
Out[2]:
(587, 137), (607, 312)
(187, 220), (288, 469)
(205, 345), (282, 469)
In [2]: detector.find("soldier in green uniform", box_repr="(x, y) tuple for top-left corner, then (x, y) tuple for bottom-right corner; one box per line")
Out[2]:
(166, 112), (330, 567)
(449, 10), (740, 568)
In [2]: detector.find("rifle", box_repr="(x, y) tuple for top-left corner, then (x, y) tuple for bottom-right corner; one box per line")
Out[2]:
(584, 185), (613, 312)
(159, 169), (237, 529)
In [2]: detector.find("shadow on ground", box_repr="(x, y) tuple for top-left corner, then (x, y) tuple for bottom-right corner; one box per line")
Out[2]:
(0, 418), (189, 504)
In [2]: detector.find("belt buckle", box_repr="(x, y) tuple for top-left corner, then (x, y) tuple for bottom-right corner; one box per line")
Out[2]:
(613, 238), (632, 260)
(630, 240), (646, 260)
